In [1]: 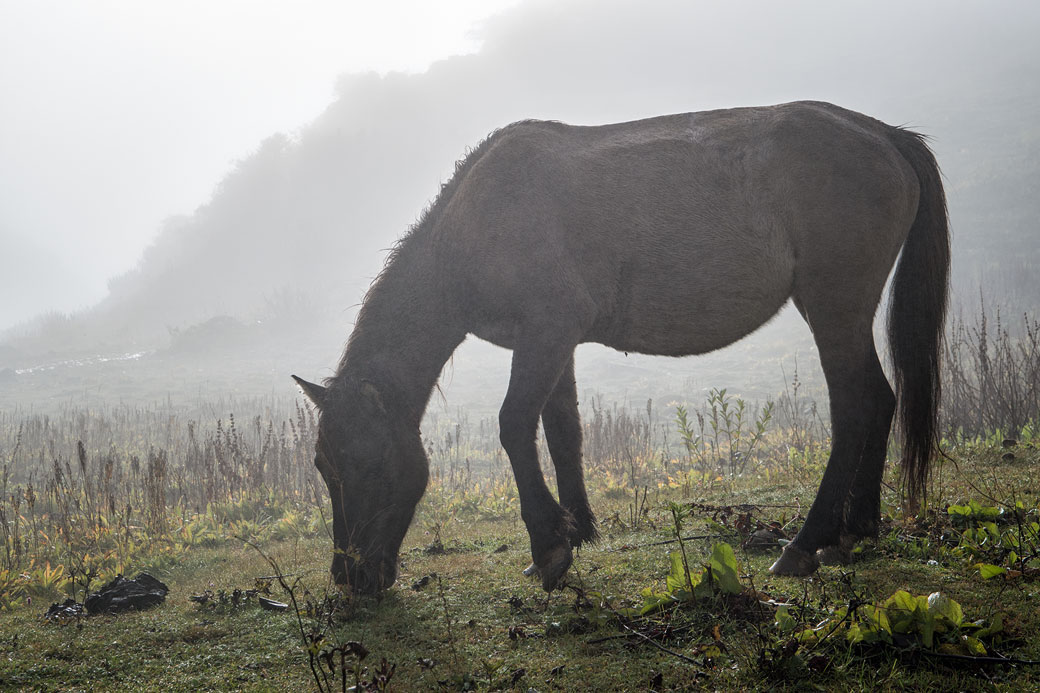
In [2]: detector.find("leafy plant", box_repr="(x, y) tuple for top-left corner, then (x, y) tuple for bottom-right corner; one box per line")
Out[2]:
(674, 389), (774, 479)
(778, 589), (1003, 656)
(636, 542), (745, 616)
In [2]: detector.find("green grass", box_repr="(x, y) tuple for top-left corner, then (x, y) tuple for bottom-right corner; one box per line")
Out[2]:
(2, 541), (316, 691)
(3, 440), (1040, 692)
(2, 390), (1040, 691)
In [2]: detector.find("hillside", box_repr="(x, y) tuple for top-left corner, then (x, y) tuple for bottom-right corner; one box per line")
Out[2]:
(2, 0), (1038, 412)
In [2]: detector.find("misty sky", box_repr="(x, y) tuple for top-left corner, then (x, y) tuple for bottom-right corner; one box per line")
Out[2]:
(2, 0), (1039, 336)
(0, 0), (517, 331)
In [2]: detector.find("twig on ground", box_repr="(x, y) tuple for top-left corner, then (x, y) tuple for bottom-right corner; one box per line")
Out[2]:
(610, 534), (727, 551)
(618, 621), (705, 667)
(916, 649), (1040, 666)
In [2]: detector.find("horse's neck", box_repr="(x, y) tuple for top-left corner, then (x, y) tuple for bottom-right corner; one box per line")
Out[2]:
(335, 249), (465, 424)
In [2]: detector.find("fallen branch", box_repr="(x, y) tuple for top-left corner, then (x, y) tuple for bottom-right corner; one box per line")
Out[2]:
(567, 580), (704, 667)
(916, 648), (1040, 666)
(618, 621), (704, 667)
(254, 572), (306, 581)
(610, 534), (728, 551)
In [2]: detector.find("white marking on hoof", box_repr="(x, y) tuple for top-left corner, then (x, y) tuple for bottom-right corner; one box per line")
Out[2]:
(769, 545), (820, 576)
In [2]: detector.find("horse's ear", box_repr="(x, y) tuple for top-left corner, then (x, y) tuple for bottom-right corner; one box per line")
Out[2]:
(292, 375), (328, 407)
(359, 381), (387, 416)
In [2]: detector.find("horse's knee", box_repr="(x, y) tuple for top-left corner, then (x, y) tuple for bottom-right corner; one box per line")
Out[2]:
(498, 410), (533, 455)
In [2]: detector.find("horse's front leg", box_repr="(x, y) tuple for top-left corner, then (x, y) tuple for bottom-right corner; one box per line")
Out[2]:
(542, 355), (598, 546)
(500, 338), (579, 591)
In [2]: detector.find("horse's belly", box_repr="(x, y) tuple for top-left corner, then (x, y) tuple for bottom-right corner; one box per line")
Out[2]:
(587, 255), (794, 356)
(592, 296), (786, 356)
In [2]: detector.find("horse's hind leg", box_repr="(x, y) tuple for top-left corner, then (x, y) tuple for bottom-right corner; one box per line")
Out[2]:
(771, 321), (889, 576)
(818, 352), (895, 564)
(845, 354), (895, 538)
(542, 355), (598, 546)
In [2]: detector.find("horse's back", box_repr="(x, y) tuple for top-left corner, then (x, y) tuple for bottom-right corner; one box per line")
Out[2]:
(440, 102), (920, 354)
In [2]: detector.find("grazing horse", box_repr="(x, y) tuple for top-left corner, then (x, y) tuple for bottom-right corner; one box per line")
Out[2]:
(293, 101), (949, 594)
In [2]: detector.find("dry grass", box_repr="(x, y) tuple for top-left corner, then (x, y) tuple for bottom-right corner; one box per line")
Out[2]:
(1, 307), (1039, 689)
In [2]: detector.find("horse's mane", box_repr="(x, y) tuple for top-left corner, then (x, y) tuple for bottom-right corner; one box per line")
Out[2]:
(335, 121), (546, 379)
(381, 120), (550, 270)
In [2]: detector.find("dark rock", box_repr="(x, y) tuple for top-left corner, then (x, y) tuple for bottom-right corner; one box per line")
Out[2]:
(44, 598), (84, 622)
(84, 572), (169, 614)
(411, 574), (436, 591)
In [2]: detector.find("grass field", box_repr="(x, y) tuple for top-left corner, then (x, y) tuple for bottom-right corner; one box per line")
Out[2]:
(1, 387), (1039, 692)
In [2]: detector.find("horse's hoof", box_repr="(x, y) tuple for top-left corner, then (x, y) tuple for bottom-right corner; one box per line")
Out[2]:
(817, 545), (849, 566)
(769, 545), (820, 576)
(522, 562), (539, 577)
(817, 535), (857, 566)
(537, 543), (573, 591)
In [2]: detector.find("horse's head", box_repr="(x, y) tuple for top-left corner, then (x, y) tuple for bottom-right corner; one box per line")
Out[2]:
(293, 375), (428, 594)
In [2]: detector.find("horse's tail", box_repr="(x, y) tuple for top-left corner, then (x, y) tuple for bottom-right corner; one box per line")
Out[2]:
(886, 128), (950, 506)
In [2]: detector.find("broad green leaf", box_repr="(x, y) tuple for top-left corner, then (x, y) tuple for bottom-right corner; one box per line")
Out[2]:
(883, 590), (919, 631)
(708, 543), (742, 595)
(914, 594), (931, 612)
(639, 589), (677, 616)
(963, 635), (987, 656)
(693, 571), (717, 600)
(666, 551), (691, 594)
(919, 616), (935, 649)
(884, 590), (917, 612)
(975, 502), (1000, 521)
(775, 605), (796, 633)
(860, 603), (892, 635)
(978, 563), (1006, 579)
(794, 628), (819, 644)
(927, 592), (963, 626)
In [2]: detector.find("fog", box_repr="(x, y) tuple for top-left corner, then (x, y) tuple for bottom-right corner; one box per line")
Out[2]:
(0, 0), (518, 327)
(2, 0), (1039, 413)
